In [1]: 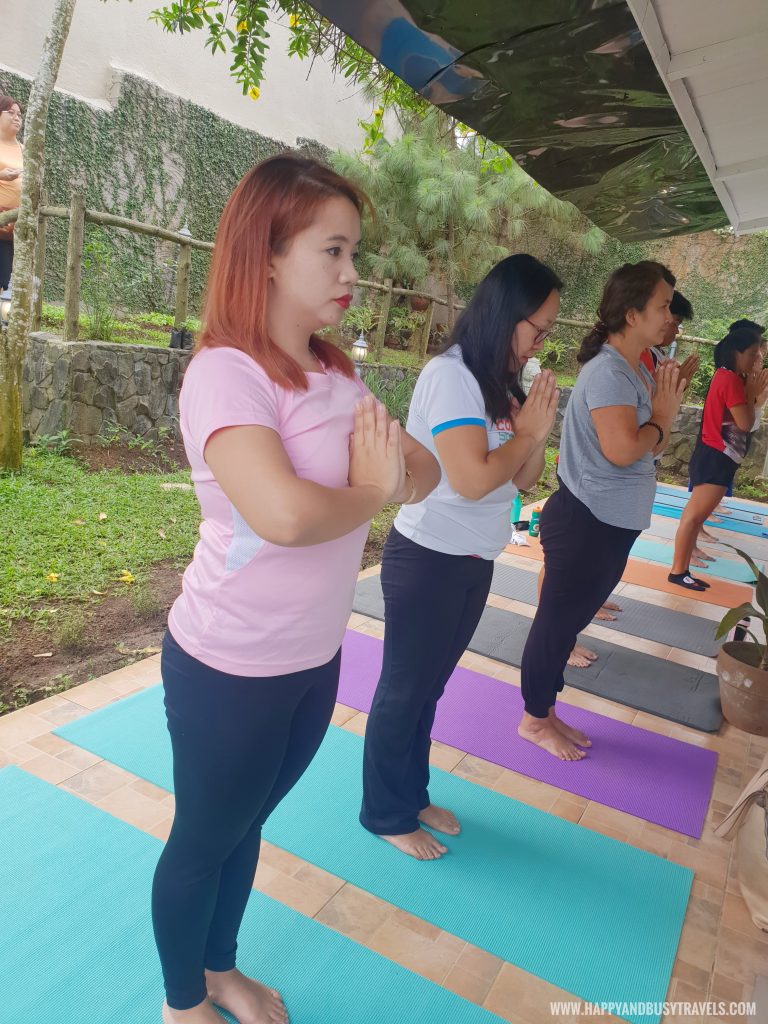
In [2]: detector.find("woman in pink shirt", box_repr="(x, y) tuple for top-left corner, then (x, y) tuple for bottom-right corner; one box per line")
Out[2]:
(153, 155), (439, 1024)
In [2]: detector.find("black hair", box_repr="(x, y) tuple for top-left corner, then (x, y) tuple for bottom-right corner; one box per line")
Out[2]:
(578, 261), (676, 364)
(669, 291), (693, 321)
(714, 328), (761, 371)
(729, 318), (765, 338)
(447, 253), (563, 422)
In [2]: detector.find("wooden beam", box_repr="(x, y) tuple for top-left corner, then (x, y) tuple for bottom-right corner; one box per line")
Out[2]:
(63, 191), (85, 343)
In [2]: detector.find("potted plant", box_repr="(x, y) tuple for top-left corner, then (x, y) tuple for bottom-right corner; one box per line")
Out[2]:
(715, 546), (768, 735)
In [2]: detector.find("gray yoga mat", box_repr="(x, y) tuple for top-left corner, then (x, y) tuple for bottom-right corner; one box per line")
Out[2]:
(490, 562), (721, 658)
(353, 576), (722, 732)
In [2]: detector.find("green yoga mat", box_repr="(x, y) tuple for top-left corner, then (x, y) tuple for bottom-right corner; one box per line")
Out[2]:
(56, 690), (693, 1023)
(0, 766), (504, 1024)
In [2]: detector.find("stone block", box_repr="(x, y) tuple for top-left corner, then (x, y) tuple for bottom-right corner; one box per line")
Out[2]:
(134, 362), (152, 394)
(69, 402), (104, 440)
(93, 385), (116, 410)
(72, 372), (98, 405)
(116, 395), (139, 427)
(37, 399), (70, 437)
(51, 357), (70, 394)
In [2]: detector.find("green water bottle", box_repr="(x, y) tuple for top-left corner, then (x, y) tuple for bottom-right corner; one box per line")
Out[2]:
(510, 492), (522, 527)
(529, 506), (542, 537)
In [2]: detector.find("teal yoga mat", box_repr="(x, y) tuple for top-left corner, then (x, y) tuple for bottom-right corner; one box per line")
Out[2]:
(0, 766), (504, 1024)
(57, 690), (693, 1023)
(631, 537), (759, 582)
(656, 483), (768, 520)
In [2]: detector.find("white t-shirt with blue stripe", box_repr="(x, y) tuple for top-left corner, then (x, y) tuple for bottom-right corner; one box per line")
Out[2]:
(394, 346), (518, 559)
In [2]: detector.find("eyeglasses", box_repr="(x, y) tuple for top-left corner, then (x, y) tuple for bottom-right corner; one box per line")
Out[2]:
(524, 318), (552, 345)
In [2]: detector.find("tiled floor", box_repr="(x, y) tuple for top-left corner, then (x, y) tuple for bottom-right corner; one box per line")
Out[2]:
(2, 560), (767, 1023)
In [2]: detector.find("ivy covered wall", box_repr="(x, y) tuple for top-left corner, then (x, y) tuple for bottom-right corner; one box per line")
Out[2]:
(0, 69), (329, 313)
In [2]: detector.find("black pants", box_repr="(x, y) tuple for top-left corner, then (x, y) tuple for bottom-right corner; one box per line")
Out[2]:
(360, 527), (494, 835)
(520, 482), (640, 718)
(0, 239), (13, 290)
(152, 630), (340, 1010)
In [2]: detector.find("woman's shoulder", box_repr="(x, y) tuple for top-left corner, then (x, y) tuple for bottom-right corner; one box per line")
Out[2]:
(183, 345), (272, 392)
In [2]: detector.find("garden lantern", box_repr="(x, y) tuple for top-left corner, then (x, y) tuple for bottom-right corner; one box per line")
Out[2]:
(351, 330), (368, 375)
(0, 280), (12, 325)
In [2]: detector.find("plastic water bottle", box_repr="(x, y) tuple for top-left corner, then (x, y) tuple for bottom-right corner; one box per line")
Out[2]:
(529, 507), (542, 537)
(510, 492), (522, 526)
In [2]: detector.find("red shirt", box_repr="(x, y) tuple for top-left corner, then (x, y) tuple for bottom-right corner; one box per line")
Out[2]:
(701, 368), (749, 462)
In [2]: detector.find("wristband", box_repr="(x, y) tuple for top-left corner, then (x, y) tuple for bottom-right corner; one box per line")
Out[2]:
(644, 420), (665, 446)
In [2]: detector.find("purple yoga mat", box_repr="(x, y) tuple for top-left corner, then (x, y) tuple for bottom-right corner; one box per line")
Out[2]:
(339, 630), (717, 838)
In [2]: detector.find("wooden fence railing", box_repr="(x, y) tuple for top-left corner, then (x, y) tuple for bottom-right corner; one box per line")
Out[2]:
(0, 201), (721, 357)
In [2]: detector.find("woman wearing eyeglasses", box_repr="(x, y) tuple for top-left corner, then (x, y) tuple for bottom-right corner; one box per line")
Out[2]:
(359, 253), (562, 860)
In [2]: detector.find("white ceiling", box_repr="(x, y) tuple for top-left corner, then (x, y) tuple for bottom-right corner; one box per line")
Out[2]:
(627, 0), (768, 234)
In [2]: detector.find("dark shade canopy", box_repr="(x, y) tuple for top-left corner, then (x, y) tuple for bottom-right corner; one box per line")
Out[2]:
(308, 0), (727, 240)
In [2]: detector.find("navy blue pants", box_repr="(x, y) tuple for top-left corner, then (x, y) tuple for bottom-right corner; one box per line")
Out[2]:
(520, 482), (640, 718)
(360, 527), (493, 835)
(152, 630), (340, 1010)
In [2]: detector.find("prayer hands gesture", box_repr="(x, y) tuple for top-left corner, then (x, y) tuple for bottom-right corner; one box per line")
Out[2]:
(349, 396), (406, 503)
(514, 369), (560, 445)
(652, 361), (686, 425)
(747, 368), (768, 406)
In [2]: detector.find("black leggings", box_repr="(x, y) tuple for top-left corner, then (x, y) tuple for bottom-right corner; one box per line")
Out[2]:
(360, 527), (493, 835)
(152, 630), (340, 1010)
(520, 482), (640, 718)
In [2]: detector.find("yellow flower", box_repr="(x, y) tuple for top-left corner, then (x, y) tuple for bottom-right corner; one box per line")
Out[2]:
(374, 107), (384, 118)
(248, 86), (261, 100)
(118, 570), (135, 584)
(46, 572), (59, 583)
(289, 13), (300, 27)
(237, 19), (247, 32)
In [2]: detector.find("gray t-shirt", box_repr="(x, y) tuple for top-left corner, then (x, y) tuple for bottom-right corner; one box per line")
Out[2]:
(558, 345), (656, 530)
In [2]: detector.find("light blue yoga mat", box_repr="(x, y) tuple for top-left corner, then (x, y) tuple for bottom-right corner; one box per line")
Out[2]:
(631, 537), (759, 582)
(0, 766), (504, 1024)
(652, 501), (768, 538)
(657, 483), (768, 520)
(57, 689), (693, 1023)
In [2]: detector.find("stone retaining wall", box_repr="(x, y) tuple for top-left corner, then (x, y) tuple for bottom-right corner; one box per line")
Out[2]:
(23, 334), (192, 443)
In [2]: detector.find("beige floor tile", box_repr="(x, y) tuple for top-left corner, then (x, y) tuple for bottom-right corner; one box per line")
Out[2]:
(672, 957), (711, 993)
(146, 816), (173, 842)
(54, 744), (103, 770)
(666, 648), (718, 673)
(19, 752), (83, 785)
(314, 883), (394, 943)
(340, 711), (367, 737)
(455, 945), (504, 984)
(330, 704), (358, 727)
(485, 963), (606, 1024)
(366, 915), (463, 985)
(28, 731), (70, 755)
(549, 794), (587, 824)
(5, 740), (50, 766)
(666, 838), (729, 890)
(96, 784), (175, 830)
(579, 801), (646, 840)
(676, 920), (718, 973)
(0, 710), (55, 749)
(60, 760), (136, 801)
(714, 926), (768, 985)
(258, 841), (305, 877)
(710, 971), (750, 1002)
(291, 863), (346, 902)
(131, 778), (171, 803)
(720, 892), (767, 940)
(490, 770), (560, 812)
(443, 964), (494, 1005)
(64, 680), (122, 710)
(36, 700), (91, 727)
(451, 754), (505, 788)
(429, 740), (465, 772)
(253, 865), (335, 919)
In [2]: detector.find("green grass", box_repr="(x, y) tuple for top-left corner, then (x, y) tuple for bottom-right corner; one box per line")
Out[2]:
(39, 304), (202, 349)
(0, 450), (199, 631)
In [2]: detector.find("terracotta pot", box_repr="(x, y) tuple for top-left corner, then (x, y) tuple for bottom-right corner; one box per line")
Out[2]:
(717, 642), (768, 736)
(409, 294), (430, 312)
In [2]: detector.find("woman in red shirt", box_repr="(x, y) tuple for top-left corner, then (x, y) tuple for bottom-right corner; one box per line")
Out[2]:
(669, 328), (768, 590)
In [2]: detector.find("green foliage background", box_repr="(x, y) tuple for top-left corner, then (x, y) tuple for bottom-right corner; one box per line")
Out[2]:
(0, 69), (328, 313)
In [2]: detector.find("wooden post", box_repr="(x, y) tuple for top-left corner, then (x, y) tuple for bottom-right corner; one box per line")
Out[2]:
(174, 241), (192, 330)
(418, 300), (434, 361)
(31, 195), (48, 332)
(63, 190), (85, 342)
(372, 277), (393, 361)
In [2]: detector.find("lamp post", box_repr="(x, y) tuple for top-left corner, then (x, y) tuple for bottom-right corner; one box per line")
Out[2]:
(351, 330), (368, 376)
(0, 279), (12, 327)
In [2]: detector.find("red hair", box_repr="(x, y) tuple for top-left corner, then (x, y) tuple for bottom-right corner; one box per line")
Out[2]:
(198, 154), (369, 389)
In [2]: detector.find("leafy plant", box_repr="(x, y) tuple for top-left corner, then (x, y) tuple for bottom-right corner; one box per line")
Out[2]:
(715, 546), (768, 669)
(31, 430), (76, 455)
(81, 228), (117, 342)
(361, 369), (416, 425)
(342, 303), (377, 336)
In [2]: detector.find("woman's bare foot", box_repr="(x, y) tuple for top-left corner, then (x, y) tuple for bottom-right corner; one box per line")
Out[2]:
(700, 527), (719, 543)
(548, 708), (591, 748)
(162, 998), (226, 1024)
(380, 828), (448, 860)
(594, 599), (622, 621)
(567, 643), (598, 668)
(517, 715), (586, 761)
(418, 804), (460, 835)
(690, 555), (708, 568)
(692, 546), (715, 562)
(204, 969), (288, 1024)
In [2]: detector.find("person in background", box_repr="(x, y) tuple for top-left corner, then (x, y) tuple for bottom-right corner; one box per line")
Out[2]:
(360, 254), (561, 859)
(0, 96), (24, 291)
(668, 329), (768, 590)
(518, 261), (685, 759)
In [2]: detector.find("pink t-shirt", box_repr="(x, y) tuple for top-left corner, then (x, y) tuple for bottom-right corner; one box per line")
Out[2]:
(168, 345), (370, 677)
